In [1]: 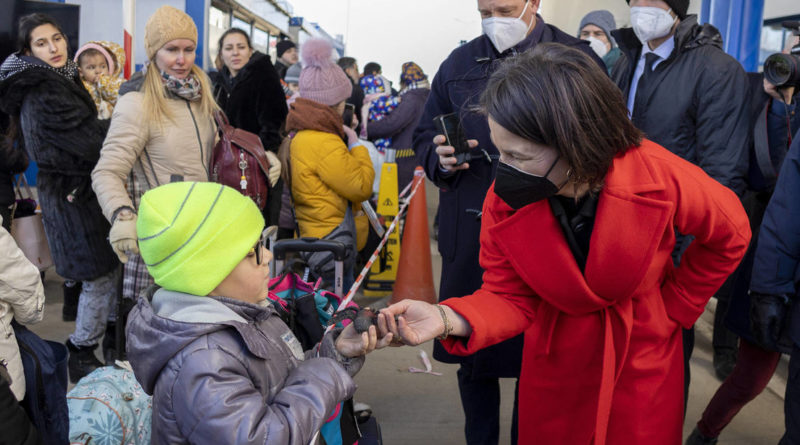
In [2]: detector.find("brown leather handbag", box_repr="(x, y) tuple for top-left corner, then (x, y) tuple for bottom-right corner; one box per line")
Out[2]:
(210, 110), (271, 209)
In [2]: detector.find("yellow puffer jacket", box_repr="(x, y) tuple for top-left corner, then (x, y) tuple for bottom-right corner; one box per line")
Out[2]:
(290, 130), (374, 250)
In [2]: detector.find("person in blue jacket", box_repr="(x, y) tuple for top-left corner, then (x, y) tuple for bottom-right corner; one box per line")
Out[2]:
(411, 1), (604, 443)
(686, 72), (798, 444)
(750, 124), (800, 445)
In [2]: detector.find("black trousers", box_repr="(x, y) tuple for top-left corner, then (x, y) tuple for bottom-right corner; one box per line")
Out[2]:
(0, 205), (11, 232)
(457, 361), (519, 445)
(713, 275), (739, 354)
(780, 344), (800, 445)
(683, 326), (695, 414)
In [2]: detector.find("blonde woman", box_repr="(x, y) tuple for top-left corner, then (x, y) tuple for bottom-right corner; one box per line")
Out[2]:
(92, 6), (217, 323)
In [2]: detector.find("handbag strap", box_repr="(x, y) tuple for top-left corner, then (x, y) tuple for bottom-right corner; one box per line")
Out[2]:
(753, 102), (777, 184)
(14, 174), (34, 201)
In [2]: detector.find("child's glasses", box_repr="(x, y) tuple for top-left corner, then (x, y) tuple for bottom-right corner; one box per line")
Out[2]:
(249, 228), (269, 265)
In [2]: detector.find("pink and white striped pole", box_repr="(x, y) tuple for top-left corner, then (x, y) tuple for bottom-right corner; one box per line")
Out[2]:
(122, 0), (135, 79)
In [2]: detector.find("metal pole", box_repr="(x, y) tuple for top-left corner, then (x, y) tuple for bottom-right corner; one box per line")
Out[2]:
(739, 0), (765, 72)
(123, 0), (135, 79)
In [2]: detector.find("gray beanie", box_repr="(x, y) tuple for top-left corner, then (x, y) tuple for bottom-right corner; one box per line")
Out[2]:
(284, 63), (302, 84)
(578, 10), (617, 47)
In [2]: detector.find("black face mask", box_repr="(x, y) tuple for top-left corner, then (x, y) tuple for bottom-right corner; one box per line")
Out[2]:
(494, 156), (562, 210)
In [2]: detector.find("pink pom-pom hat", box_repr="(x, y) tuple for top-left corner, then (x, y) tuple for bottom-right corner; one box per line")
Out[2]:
(298, 38), (352, 106)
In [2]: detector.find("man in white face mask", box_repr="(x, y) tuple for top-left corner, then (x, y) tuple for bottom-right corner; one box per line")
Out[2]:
(610, 0), (750, 427)
(411, 1), (605, 444)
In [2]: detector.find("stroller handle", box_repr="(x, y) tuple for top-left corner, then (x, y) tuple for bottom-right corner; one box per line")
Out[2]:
(271, 238), (348, 261)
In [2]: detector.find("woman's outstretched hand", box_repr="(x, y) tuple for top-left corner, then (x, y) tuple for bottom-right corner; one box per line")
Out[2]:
(378, 300), (445, 346)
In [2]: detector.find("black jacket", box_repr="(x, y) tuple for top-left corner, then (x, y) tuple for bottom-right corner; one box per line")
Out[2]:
(0, 111), (28, 207)
(0, 63), (118, 281)
(413, 17), (604, 374)
(346, 78), (365, 135)
(611, 16), (750, 195)
(0, 370), (42, 445)
(273, 59), (289, 80)
(213, 52), (287, 152)
(724, 75), (799, 347)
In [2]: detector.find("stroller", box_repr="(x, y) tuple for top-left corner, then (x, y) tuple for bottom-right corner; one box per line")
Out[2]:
(268, 236), (383, 445)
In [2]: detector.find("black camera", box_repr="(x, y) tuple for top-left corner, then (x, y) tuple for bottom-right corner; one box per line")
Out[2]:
(764, 21), (800, 88)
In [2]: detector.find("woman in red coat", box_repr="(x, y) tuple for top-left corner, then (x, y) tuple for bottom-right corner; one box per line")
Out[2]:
(379, 43), (751, 445)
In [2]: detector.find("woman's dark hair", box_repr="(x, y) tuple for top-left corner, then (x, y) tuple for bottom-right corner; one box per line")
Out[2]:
(481, 43), (642, 189)
(6, 14), (67, 148)
(217, 28), (252, 61)
(17, 13), (66, 54)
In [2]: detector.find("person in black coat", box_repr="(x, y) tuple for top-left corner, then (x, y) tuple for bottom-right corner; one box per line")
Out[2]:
(213, 28), (288, 227)
(685, 71), (799, 444)
(610, 0), (750, 406)
(0, 112), (28, 232)
(0, 13), (119, 383)
(412, 1), (604, 443)
(273, 39), (297, 80)
(611, 11), (749, 197)
(0, 364), (42, 445)
(748, 122), (800, 445)
(337, 57), (365, 135)
(366, 61), (430, 189)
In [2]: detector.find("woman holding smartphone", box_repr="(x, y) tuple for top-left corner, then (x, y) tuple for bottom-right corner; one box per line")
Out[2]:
(277, 38), (374, 291)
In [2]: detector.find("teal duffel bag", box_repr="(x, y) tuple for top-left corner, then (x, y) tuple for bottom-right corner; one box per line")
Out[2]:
(67, 365), (152, 445)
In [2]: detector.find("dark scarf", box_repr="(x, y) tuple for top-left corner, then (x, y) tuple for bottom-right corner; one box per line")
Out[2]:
(285, 98), (345, 140)
(0, 53), (78, 81)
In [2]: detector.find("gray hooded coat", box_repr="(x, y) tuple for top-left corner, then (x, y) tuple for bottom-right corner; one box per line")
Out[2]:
(126, 287), (357, 445)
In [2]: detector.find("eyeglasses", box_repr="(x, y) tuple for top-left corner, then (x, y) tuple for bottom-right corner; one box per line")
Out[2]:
(249, 227), (276, 265)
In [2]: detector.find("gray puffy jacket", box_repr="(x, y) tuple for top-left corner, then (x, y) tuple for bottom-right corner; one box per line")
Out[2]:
(126, 287), (357, 445)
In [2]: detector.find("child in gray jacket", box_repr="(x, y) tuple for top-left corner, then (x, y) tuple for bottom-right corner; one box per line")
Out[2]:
(125, 182), (391, 445)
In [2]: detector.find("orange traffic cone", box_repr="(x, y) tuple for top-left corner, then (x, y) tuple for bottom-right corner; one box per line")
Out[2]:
(391, 168), (437, 304)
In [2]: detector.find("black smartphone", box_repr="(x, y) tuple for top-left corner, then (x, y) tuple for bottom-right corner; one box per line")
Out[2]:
(433, 112), (471, 166)
(343, 103), (355, 128)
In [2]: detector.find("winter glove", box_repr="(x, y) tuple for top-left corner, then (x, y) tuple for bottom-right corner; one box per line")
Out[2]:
(749, 291), (790, 350)
(264, 150), (281, 187)
(109, 210), (139, 264)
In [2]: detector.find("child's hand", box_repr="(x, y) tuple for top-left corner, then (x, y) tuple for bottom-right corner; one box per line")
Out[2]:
(335, 323), (394, 357)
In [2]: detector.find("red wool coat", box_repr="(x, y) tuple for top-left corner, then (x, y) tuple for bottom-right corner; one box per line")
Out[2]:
(441, 140), (751, 445)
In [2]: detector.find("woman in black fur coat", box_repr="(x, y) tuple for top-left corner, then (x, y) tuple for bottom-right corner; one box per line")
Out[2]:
(0, 14), (119, 382)
(213, 28), (287, 226)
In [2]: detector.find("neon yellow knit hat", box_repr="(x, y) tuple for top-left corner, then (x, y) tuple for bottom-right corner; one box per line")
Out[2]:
(136, 182), (264, 296)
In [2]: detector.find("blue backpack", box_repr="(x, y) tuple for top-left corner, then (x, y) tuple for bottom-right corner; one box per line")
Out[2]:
(12, 321), (70, 445)
(67, 366), (152, 445)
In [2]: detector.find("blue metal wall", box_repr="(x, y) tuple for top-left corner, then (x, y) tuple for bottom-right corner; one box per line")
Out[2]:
(701, 0), (765, 72)
(185, 0), (206, 69)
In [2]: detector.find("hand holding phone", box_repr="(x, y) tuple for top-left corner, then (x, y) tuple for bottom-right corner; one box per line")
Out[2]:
(433, 113), (477, 172)
(343, 103), (356, 128)
(434, 113), (471, 164)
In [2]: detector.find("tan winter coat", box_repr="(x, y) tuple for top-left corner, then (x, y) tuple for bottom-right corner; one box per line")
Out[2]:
(0, 216), (45, 401)
(92, 91), (216, 221)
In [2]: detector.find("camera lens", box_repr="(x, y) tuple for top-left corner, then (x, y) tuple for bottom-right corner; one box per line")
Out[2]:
(765, 54), (793, 87)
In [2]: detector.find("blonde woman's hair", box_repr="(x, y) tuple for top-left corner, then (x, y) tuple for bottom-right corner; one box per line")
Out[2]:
(141, 60), (218, 125)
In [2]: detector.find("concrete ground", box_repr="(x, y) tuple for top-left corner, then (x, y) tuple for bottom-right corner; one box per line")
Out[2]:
(27, 179), (788, 444)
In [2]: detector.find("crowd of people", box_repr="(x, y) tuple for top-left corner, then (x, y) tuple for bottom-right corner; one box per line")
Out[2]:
(0, 0), (798, 443)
